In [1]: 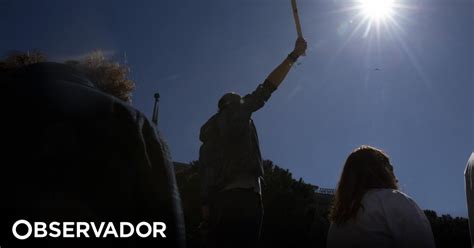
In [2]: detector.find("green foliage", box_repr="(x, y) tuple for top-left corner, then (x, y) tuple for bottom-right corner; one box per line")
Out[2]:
(260, 160), (323, 247)
(424, 210), (471, 248)
(176, 159), (326, 247)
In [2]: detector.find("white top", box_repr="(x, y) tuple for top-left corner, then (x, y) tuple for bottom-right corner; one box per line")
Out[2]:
(465, 152), (474, 248)
(327, 189), (435, 248)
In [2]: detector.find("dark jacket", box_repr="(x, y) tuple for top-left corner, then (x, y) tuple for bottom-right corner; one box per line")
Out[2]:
(0, 63), (185, 248)
(199, 80), (276, 204)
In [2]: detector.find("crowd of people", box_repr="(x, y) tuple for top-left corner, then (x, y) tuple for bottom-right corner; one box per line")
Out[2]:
(0, 37), (468, 248)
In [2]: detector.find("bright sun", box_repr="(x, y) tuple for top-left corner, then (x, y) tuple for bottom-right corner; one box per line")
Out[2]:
(359, 0), (395, 20)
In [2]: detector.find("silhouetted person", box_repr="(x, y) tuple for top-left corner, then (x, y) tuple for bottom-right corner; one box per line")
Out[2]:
(198, 37), (307, 248)
(465, 152), (474, 247)
(327, 145), (435, 248)
(0, 59), (185, 248)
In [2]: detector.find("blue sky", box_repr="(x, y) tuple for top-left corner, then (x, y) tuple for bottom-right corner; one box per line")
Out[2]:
(1, 0), (472, 217)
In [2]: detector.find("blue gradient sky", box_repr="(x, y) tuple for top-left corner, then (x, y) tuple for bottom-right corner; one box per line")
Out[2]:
(1, 0), (472, 217)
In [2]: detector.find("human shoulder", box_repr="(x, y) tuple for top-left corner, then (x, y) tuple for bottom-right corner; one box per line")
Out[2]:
(366, 188), (427, 225)
(102, 96), (162, 145)
(367, 191), (435, 247)
(362, 189), (421, 216)
(366, 188), (414, 205)
(365, 188), (409, 198)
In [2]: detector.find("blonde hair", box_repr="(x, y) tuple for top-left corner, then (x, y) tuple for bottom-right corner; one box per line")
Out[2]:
(0, 50), (46, 69)
(1, 50), (135, 102)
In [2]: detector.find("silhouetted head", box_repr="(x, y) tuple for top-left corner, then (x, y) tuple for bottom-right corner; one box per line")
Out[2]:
(0, 50), (135, 102)
(330, 145), (398, 225)
(218, 92), (241, 111)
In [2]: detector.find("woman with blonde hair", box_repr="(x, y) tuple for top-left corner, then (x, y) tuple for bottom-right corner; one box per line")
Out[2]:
(327, 145), (435, 248)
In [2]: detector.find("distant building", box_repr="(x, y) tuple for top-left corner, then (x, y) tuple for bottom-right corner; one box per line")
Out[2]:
(316, 188), (335, 195)
(315, 187), (335, 210)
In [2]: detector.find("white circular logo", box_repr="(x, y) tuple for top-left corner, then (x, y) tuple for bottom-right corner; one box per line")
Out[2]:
(12, 220), (32, 240)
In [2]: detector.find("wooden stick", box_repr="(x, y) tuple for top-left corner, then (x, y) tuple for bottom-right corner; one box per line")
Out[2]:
(291, 0), (305, 56)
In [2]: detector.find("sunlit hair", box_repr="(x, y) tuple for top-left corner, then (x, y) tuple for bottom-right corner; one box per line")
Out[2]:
(0, 50), (135, 102)
(330, 145), (398, 225)
(0, 50), (47, 69)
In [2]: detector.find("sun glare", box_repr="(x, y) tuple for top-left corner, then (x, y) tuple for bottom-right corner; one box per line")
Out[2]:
(359, 0), (395, 20)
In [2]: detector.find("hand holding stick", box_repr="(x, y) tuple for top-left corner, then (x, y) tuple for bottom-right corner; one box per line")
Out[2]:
(291, 0), (306, 56)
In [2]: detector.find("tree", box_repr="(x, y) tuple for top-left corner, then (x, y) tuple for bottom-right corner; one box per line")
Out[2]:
(176, 160), (471, 247)
(424, 210), (470, 248)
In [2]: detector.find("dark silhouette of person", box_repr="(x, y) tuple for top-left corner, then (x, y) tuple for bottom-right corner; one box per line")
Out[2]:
(198, 37), (307, 248)
(0, 62), (185, 248)
(327, 145), (435, 248)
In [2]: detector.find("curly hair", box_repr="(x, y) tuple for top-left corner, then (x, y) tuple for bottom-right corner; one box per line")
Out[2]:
(1, 50), (135, 102)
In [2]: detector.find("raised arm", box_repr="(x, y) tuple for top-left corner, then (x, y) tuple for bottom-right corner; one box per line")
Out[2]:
(242, 38), (307, 113)
(266, 37), (307, 88)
